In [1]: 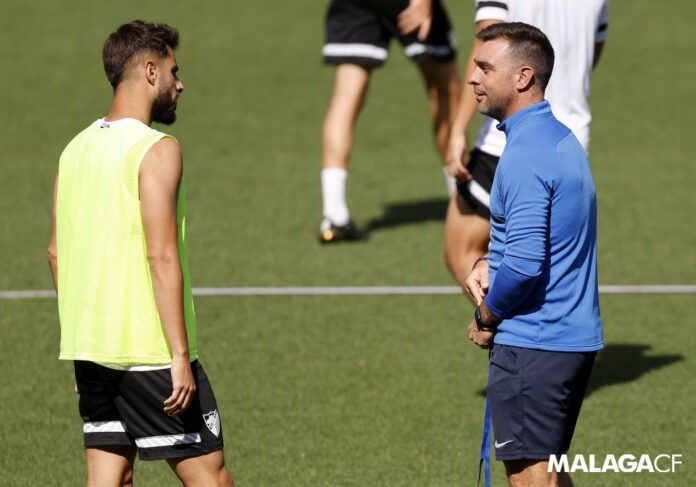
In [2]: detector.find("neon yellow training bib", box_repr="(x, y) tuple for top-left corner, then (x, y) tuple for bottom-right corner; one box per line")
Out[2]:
(56, 118), (197, 365)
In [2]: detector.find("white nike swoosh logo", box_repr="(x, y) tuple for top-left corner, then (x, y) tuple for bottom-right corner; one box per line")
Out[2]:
(495, 439), (514, 448)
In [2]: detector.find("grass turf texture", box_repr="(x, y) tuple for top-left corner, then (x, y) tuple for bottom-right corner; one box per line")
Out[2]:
(0, 0), (694, 484)
(1, 295), (694, 485)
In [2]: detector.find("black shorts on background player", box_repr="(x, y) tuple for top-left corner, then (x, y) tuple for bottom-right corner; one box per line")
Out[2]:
(455, 149), (499, 219)
(323, 0), (456, 67)
(75, 360), (224, 461)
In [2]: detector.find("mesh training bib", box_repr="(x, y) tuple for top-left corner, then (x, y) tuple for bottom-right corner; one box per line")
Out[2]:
(56, 118), (198, 364)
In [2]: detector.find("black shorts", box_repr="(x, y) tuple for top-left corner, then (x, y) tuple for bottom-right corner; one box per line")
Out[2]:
(456, 149), (499, 219)
(74, 360), (224, 461)
(487, 345), (596, 461)
(323, 0), (456, 67)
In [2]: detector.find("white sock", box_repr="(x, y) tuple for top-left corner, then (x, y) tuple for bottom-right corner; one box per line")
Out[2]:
(321, 168), (349, 226)
(443, 167), (457, 196)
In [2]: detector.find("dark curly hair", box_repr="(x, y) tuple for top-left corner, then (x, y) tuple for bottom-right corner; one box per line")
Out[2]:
(103, 20), (179, 90)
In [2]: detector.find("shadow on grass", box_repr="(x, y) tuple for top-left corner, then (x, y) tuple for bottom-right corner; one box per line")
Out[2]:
(365, 197), (449, 232)
(476, 344), (684, 398)
(584, 344), (684, 398)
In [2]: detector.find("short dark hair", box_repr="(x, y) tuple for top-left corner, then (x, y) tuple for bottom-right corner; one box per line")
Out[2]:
(477, 22), (555, 91)
(103, 20), (179, 89)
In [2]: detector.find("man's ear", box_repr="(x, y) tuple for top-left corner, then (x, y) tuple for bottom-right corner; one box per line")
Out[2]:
(145, 59), (157, 86)
(515, 65), (535, 91)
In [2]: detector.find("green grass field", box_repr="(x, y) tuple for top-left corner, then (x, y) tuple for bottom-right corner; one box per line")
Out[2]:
(1, 0), (695, 485)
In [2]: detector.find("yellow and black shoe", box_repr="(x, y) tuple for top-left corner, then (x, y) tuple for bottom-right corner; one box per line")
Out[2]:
(318, 217), (368, 243)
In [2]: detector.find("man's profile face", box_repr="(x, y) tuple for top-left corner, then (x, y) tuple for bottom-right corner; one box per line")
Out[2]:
(468, 38), (517, 121)
(151, 47), (183, 125)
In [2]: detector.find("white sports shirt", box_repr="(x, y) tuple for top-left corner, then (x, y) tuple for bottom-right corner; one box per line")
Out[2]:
(473, 0), (609, 156)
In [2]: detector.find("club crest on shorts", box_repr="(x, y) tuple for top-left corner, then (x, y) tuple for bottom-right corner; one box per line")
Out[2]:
(203, 410), (220, 437)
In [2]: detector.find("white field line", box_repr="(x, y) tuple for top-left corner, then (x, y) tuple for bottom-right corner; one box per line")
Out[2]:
(2, 285), (696, 300)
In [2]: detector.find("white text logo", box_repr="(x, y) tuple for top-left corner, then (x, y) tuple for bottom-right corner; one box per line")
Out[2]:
(548, 454), (682, 473)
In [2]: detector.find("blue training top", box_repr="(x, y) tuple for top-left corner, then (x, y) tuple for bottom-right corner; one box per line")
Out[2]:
(484, 101), (603, 352)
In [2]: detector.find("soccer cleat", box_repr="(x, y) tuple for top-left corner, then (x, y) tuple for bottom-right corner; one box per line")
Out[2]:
(318, 217), (368, 243)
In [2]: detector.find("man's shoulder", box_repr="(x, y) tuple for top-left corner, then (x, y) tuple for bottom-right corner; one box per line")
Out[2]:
(532, 111), (570, 136)
(140, 136), (183, 183)
(498, 116), (571, 182)
(144, 124), (174, 140)
(126, 124), (179, 169)
(506, 115), (569, 154)
(523, 115), (574, 155)
(144, 137), (181, 162)
(555, 130), (590, 172)
(60, 121), (113, 167)
(61, 120), (100, 150)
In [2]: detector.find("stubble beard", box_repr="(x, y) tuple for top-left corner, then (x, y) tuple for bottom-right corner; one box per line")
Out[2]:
(478, 96), (506, 122)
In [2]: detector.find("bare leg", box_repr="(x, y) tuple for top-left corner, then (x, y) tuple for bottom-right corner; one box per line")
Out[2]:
(505, 459), (564, 487)
(86, 445), (136, 487)
(416, 59), (460, 164)
(322, 63), (371, 171)
(444, 192), (490, 287)
(320, 64), (371, 227)
(167, 450), (233, 487)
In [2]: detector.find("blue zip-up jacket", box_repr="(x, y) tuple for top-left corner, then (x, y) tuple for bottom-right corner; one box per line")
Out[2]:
(484, 101), (603, 352)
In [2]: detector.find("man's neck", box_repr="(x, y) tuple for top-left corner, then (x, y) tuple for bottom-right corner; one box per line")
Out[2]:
(502, 93), (545, 121)
(105, 86), (152, 126)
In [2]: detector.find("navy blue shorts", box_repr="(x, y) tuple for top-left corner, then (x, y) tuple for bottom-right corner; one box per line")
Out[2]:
(487, 344), (596, 461)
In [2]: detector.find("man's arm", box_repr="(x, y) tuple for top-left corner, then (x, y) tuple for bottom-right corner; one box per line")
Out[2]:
(140, 138), (196, 417)
(483, 149), (552, 320)
(447, 19), (502, 181)
(48, 173), (59, 291)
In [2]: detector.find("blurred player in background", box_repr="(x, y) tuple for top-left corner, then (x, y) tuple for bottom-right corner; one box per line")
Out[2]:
(319, 0), (460, 243)
(48, 20), (233, 486)
(445, 0), (608, 285)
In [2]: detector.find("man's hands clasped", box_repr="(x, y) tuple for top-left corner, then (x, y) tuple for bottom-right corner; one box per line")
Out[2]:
(468, 320), (493, 349)
(465, 258), (494, 349)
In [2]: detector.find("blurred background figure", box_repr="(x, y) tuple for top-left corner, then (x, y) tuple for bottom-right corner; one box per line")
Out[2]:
(319, 0), (460, 243)
(444, 0), (608, 285)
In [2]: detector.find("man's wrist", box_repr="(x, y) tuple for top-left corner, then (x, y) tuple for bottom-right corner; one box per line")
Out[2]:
(476, 301), (501, 330)
(472, 254), (488, 271)
(474, 307), (497, 332)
